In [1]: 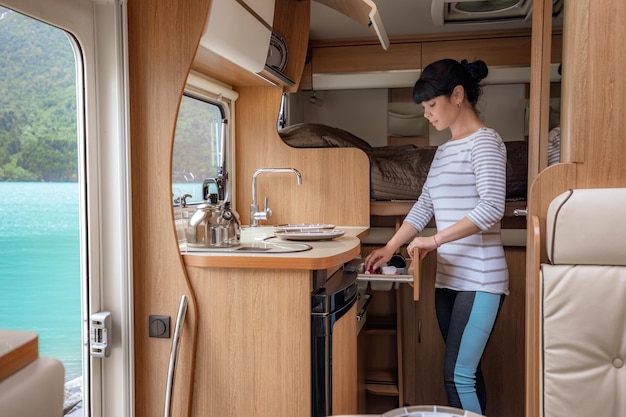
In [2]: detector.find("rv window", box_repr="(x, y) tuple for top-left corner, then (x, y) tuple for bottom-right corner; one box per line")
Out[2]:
(172, 94), (225, 205)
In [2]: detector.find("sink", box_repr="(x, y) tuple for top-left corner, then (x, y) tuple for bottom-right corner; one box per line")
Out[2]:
(182, 226), (312, 253)
(184, 240), (312, 253)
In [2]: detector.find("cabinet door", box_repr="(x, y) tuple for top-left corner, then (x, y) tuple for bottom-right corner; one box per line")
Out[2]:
(400, 251), (447, 406)
(332, 303), (358, 415)
(400, 248), (525, 417)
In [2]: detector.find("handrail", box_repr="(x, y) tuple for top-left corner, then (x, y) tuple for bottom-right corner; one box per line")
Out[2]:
(164, 295), (189, 417)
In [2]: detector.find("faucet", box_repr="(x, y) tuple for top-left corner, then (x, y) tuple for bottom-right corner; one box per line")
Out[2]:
(250, 168), (302, 227)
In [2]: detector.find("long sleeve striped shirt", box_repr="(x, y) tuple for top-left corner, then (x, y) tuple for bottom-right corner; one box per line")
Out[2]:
(404, 127), (509, 295)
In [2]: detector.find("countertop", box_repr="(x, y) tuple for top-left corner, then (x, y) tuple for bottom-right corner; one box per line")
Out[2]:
(182, 226), (369, 270)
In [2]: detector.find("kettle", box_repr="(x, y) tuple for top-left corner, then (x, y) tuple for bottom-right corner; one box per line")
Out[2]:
(186, 178), (241, 248)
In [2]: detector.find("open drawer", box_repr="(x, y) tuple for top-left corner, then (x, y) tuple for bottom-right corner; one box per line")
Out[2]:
(355, 249), (421, 300)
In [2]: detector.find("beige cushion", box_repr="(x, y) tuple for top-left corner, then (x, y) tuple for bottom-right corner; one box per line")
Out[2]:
(541, 188), (626, 417)
(541, 264), (626, 417)
(0, 356), (64, 417)
(546, 188), (626, 265)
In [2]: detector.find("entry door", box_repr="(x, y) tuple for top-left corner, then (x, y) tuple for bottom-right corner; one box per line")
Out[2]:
(0, 1), (133, 417)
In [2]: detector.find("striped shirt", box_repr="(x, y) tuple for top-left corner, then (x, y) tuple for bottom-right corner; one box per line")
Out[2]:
(547, 126), (561, 166)
(404, 127), (509, 295)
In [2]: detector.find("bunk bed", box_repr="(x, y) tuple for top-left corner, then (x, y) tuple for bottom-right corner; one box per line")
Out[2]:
(279, 123), (528, 226)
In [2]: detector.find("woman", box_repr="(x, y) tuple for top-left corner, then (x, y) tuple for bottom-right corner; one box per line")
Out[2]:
(364, 58), (508, 415)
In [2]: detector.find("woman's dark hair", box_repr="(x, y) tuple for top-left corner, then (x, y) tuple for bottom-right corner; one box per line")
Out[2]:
(412, 58), (488, 107)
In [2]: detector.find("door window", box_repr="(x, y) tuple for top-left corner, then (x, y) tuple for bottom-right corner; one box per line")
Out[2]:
(0, 6), (84, 416)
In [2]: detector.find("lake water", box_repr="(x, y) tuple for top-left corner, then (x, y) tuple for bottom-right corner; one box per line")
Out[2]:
(0, 182), (82, 381)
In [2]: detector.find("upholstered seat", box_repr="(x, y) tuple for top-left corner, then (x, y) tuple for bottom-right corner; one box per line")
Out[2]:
(540, 188), (626, 417)
(0, 330), (64, 417)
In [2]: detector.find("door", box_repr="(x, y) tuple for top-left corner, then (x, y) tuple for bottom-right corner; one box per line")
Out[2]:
(0, 1), (133, 416)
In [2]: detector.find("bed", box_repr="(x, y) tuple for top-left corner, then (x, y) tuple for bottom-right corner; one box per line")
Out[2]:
(279, 123), (529, 203)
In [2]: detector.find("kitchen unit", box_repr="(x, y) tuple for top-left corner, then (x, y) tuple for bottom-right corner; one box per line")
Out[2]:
(128, 1), (371, 415)
(182, 227), (367, 417)
(128, 1), (537, 416)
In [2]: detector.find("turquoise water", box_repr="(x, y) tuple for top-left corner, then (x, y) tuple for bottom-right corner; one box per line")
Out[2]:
(0, 182), (82, 381)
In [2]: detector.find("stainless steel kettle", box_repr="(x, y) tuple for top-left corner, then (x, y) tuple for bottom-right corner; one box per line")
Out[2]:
(186, 177), (240, 248)
(186, 200), (240, 247)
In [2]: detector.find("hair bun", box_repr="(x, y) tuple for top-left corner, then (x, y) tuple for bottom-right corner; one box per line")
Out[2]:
(461, 59), (488, 82)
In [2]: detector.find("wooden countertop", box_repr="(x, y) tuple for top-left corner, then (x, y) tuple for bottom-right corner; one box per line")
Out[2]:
(0, 329), (38, 382)
(182, 226), (369, 269)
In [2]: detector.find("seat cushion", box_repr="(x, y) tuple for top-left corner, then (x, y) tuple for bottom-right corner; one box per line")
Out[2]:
(0, 356), (65, 417)
(546, 188), (626, 265)
(541, 264), (626, 417)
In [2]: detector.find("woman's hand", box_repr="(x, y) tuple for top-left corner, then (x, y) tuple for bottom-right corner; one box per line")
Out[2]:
(364, 245), (395, 272)
(406, 235), (438, 260)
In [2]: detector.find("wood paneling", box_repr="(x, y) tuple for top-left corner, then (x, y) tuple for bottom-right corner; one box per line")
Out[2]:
(187, 267), (312, 417)
(234, 86), (370, 227)
(527, 0), (555, 187)
(273, 0), (310, 92)
(310, 33), (561, 81)
(524, 167), (576, 417)
(191, 0), (310, 90)
(332, 303), (358, 415)
(422, 36), (534, 68)
(312, 43), (422, 74)
(127, 0), (207, 416)
(562, 0), (626, 187)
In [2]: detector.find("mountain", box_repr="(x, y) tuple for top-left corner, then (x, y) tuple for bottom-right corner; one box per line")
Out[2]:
(0, 7), (78, 181)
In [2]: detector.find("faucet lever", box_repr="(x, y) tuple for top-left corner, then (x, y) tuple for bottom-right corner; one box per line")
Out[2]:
(250, 168), (302, 227)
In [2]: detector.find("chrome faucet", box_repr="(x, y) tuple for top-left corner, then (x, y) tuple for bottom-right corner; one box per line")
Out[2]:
(250, 168), (302, 227)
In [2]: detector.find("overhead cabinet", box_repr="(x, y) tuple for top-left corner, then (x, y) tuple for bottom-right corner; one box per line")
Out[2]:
(200, 0), (275, 74)
(194, 0), (310, 90)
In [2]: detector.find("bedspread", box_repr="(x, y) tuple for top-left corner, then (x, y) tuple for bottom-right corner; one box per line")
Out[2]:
(279, 123), (527, 202)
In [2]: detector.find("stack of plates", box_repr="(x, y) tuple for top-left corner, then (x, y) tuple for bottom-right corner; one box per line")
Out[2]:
(274, 224), (345, 241)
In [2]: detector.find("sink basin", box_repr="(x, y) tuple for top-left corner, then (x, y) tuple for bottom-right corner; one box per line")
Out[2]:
(182, 227), (313, 253)
(184, 240), (312, 253)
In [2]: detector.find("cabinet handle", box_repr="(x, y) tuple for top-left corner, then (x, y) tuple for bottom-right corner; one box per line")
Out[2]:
(513, 207), (528, 217)
(418, 319), (421, 344)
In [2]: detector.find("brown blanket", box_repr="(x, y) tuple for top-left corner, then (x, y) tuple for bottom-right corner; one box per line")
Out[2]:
(279, 123), (527, 202)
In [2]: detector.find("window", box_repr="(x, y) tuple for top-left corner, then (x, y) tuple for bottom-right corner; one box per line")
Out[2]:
(0, 5), (84, 415)
(172, 94), (226, 205)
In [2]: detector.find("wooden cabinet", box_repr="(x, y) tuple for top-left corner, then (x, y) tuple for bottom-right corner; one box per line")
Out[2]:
(400, 247), (526, 417)
(360, 287), (402, 413)
(305, 32), (562, 91)
(399, 251), (447, 406)
(192, 0), (310, 90)
(358, 241), (525, 416)
(184, 264), (360, 417)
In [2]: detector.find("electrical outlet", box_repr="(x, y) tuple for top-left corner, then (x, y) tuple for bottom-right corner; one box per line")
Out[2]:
(148, 315), (170, 338)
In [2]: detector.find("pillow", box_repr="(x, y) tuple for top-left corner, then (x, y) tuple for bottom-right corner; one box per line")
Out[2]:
(279, 123), (372, 150)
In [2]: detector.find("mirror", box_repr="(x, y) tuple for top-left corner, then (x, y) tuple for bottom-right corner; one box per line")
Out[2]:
(171, 93), (228, 248)
(172, 93), (226, 205)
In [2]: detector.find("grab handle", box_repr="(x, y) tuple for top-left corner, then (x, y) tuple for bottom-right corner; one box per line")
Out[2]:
(164, 295), (188, 417)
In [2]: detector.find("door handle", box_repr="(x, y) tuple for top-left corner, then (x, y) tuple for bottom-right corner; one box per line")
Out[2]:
(164, 295), (188, 417)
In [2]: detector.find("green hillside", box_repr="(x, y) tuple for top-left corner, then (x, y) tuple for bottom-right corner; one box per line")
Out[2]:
(0, 7), (78, 181)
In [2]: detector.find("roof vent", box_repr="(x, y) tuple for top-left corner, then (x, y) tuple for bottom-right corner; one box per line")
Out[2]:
(431, 0), (563, 26)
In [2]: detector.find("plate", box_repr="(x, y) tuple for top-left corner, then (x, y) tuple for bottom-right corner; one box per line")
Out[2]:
(274, 224), (335, 232)
(266, 31), (288, 72)
(275, 229), (345, 241)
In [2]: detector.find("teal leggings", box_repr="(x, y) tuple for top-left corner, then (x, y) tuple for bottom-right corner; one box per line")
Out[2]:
(435, 288), (505, 414)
